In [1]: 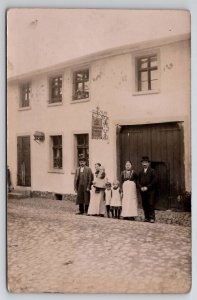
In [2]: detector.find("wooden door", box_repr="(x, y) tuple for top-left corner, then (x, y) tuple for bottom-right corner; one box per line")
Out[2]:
(119, 122), (184, 210)
(17, 136), (31, 186)
(151, 162), (169, 210)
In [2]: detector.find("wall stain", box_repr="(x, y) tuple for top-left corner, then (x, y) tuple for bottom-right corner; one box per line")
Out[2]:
(163, 63), (173, 72)
(92, 71), (103, 81)
(29, 19), (38, 28)
(122, 75), (127, 82)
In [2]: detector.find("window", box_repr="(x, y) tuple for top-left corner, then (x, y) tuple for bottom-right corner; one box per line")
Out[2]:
(75, 134), (89, 166)
(49, 75), (62, 103)
(73, 69), (89, 101)
(136, 55), (158, 92)
(50, 135), (62, 169)
(20, 82), (31, 107)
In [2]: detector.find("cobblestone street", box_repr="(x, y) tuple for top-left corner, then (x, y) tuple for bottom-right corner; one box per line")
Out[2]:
(7, 197), (191, 293)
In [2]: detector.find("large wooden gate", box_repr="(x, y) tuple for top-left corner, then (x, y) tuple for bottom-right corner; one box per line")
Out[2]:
(17, 136), (31, 186)
(119, 122), (184, 210)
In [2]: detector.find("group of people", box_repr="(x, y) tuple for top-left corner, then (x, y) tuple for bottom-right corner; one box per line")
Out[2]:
(74, 156), (157, 223)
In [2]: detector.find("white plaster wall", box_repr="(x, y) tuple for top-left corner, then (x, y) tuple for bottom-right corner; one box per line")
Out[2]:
(89, 40), (190, 189)
(7, 9), (190, 78)
(7, 39), (191, 194)
(90, 40), (190, 121)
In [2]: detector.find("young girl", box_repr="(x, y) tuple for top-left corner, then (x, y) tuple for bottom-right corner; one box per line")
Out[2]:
(105, 182), (112, 218)
(88, 166), (107, 217)
(110, 180), (122, 219)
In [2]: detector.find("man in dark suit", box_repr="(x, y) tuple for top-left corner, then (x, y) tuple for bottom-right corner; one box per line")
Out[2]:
(138, 156), (158, 223)
(74, 157), (93, 215)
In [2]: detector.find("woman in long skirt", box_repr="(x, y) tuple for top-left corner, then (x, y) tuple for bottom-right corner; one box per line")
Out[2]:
(120, 161), (138, 220)
(88, 165), (107, 217)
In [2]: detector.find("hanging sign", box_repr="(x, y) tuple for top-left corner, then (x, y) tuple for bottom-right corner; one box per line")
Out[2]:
(92, 106), (109, 140)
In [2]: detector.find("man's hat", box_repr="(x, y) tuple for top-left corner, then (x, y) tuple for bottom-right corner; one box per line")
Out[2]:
(79, 156), (87, 162)
(141, 156), (150, 162)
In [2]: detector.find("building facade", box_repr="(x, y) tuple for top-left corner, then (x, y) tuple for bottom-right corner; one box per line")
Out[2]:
(7, 34), (191, 210)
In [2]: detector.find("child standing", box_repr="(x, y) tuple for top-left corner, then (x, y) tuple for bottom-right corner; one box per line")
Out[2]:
(110, 180), (122, 219)
(105, 182), (112, 218)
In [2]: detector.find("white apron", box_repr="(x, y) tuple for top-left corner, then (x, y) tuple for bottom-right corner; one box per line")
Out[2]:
(121, 180), (138, 217)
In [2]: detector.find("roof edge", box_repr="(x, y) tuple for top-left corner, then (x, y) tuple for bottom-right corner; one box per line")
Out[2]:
(7, 32), (190, 82)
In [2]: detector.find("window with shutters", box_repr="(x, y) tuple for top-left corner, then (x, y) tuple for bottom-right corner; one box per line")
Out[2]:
(72, 69), (90, 101)
(49, 75), (63, 103)
(20, 82), (31, 108)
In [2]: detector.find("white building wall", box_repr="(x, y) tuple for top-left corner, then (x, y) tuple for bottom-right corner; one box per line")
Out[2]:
(7, 38), (191, 194)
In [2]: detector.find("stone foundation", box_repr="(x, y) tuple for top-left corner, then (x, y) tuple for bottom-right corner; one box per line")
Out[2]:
(31, 190), (77, 202)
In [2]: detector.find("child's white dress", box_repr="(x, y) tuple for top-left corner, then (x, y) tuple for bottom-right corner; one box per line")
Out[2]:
(105, 189), (112, 206)
(110, 188), (122, 207)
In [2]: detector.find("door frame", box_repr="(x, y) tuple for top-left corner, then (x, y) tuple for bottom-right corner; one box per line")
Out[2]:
(116, 121), (185, 210)
(17, 134), (31, 187)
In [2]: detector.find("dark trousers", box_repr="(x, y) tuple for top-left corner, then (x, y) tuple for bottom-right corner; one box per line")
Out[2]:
(110, 206), (122, 219)
(79, 203), (89, 214)
(140, 190), (155, 221)
(106, 205), (110, 217)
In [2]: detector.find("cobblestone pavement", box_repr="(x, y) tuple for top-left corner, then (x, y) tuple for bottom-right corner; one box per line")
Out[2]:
(7, 198), (191, 294)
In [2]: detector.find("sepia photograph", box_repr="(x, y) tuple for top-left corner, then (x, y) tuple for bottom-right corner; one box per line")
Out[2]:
(7, 8), (191, 293)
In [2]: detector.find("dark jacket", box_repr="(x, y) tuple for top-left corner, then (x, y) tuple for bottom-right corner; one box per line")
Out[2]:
(138, 167), (157, 191)
(74, 166), (93, 191)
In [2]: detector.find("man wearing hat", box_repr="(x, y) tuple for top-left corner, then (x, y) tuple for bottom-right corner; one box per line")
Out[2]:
(74, 157), (93, 215)
(138, 156), (158, 223)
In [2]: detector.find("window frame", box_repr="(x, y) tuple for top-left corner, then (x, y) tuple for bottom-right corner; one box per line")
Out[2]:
(132, 49), (160, 96)
(48, 134), (64, 173)
(73, 133), (89, 168)
(48, 73), (63, 105)
(71, 66), (91, 103)
(19, 82), (31, 109)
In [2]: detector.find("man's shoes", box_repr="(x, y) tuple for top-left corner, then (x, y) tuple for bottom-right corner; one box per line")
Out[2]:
(75, 212), (83, 215)
(143, 219), (149, 222)
(150, 219), (155, 223)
